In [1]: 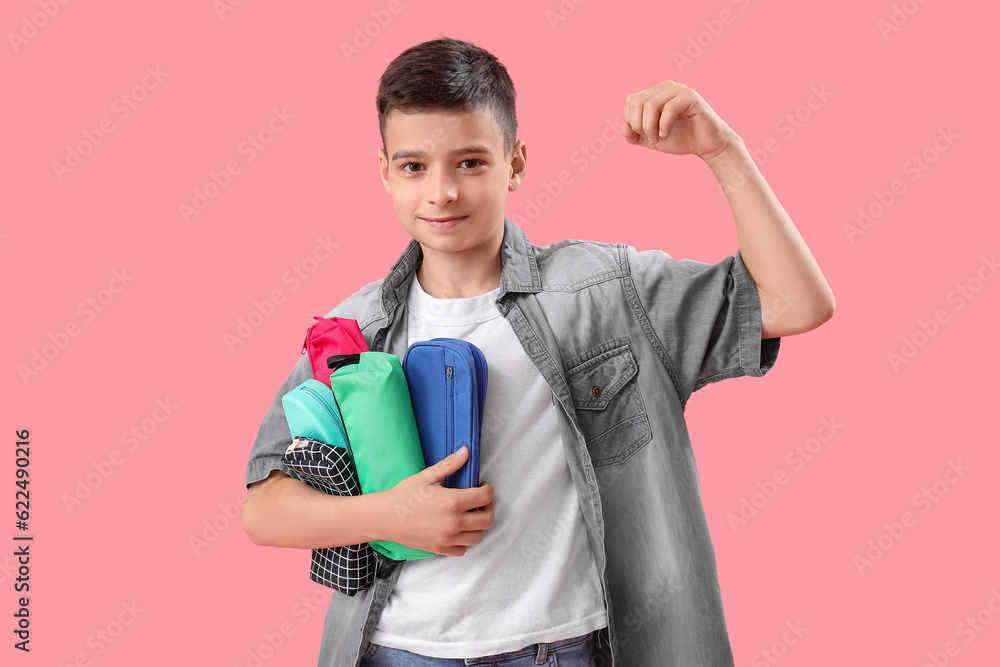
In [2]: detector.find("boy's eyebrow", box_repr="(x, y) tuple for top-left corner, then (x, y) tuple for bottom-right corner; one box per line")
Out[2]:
(391, 144), (494, 160)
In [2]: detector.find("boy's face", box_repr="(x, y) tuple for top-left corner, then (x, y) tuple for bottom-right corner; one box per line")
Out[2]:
(377, 106), (526, 263)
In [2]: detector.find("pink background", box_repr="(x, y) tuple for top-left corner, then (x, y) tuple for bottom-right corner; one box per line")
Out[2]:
(4, 1), (999, 665)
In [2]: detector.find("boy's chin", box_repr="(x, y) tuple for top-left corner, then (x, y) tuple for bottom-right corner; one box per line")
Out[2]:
(415, 233), (495, 258)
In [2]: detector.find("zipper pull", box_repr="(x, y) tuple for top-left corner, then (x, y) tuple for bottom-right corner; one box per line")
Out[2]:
(446, 366), (453, 378)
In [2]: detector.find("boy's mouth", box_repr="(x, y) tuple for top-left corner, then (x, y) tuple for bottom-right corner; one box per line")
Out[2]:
(421, 215), (467, 229)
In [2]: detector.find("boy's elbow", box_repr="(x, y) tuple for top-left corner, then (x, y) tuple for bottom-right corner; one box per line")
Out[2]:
(241, 480), (275, 546)
(764, 298), (835, 337)
(241, 488), (265, 545)
(242, 470), (294, 546)
(799, 301), (835, 334)
(818, 293), (836, 324)
(801, 290), (836, 331)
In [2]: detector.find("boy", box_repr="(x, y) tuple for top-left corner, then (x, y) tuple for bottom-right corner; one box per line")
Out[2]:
(241, 37), (835, 667)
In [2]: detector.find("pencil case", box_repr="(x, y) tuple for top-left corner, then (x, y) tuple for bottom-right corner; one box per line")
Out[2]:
(281, 381), (376, 595)
(402, 338), (488, 489)
(281, 436), (376, 595)
(327, 352), (434, 562)
(301, 316), (368, 388)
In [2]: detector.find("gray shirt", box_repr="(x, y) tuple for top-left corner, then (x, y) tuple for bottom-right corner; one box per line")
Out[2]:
(245, 215), (780, 666)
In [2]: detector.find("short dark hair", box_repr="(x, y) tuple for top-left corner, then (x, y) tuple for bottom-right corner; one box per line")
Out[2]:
(376, 36), (517, 158)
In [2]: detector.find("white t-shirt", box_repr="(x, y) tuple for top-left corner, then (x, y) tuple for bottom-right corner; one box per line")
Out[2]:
(369, 272), (607, 658)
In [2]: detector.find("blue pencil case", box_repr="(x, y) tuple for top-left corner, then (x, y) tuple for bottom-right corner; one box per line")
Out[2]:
(402, 338), (488, 489)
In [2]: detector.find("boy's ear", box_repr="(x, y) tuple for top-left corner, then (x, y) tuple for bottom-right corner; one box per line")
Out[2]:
(377, 148), (392, 194)
(508, 140), (527, 192)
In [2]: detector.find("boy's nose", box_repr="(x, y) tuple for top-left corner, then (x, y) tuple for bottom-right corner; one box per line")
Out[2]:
(425, 171), (458, 204)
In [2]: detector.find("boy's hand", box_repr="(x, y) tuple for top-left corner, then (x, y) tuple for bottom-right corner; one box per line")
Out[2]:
(621, 79), (737, 163)
(383, 446), (495, 557)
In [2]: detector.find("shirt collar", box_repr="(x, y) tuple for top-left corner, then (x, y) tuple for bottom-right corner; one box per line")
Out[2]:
(379, 215), (541, 315)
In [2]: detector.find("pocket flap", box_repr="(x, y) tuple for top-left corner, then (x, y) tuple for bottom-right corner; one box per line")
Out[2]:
(565, 343), (638, 410)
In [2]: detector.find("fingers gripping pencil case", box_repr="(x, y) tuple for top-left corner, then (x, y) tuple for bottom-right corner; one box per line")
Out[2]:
(402, 338), (488, 490)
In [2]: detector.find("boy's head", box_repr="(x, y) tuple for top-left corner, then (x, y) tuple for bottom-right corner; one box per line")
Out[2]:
(376, 37), (527, 273)
(376, 36), (518, 159)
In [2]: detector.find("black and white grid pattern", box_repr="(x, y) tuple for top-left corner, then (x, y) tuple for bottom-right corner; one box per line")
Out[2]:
(281, 436), (377, 595)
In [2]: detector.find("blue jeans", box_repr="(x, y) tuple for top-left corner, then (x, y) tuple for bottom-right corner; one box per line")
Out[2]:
(359, 630), (598, 666)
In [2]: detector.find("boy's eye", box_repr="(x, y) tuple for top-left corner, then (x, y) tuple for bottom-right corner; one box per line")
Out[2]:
(400, 159), (483, 173)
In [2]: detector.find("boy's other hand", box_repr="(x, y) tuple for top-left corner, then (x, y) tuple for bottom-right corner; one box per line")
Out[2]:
(384, 446), (495, 557)
(621, 79), (737, 163)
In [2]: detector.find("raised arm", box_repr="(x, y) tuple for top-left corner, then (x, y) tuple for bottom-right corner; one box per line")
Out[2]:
(619, 79), (836, 338)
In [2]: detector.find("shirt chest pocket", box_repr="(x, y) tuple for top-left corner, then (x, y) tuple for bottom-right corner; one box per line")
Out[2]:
(564, 339), (652, 467)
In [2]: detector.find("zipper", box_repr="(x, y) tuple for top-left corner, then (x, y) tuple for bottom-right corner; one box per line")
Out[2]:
(300, 384), (350, 446)
(430, 340), (485, 488)
(471, 346), (486, 442)
(446, 363), (454, 461)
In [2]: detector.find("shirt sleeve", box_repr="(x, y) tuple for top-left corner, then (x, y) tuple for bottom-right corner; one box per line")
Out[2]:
(625, 245), (780, 407)
(245, 351), (312, 488)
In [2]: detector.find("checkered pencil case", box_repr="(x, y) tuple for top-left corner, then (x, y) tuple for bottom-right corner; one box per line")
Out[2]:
(280, 435), (377, 595)
(281, 379), (380, 595)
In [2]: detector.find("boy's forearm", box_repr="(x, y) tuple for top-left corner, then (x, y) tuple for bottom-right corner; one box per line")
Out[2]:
(242, 475), (389, 549)
(704, 134), (836, 336)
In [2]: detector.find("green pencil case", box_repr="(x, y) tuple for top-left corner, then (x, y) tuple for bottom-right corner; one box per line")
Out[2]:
(327, 352), (433, 562)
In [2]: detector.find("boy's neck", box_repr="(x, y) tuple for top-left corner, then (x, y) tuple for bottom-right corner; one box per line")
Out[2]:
(415, 241), (503, 299)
